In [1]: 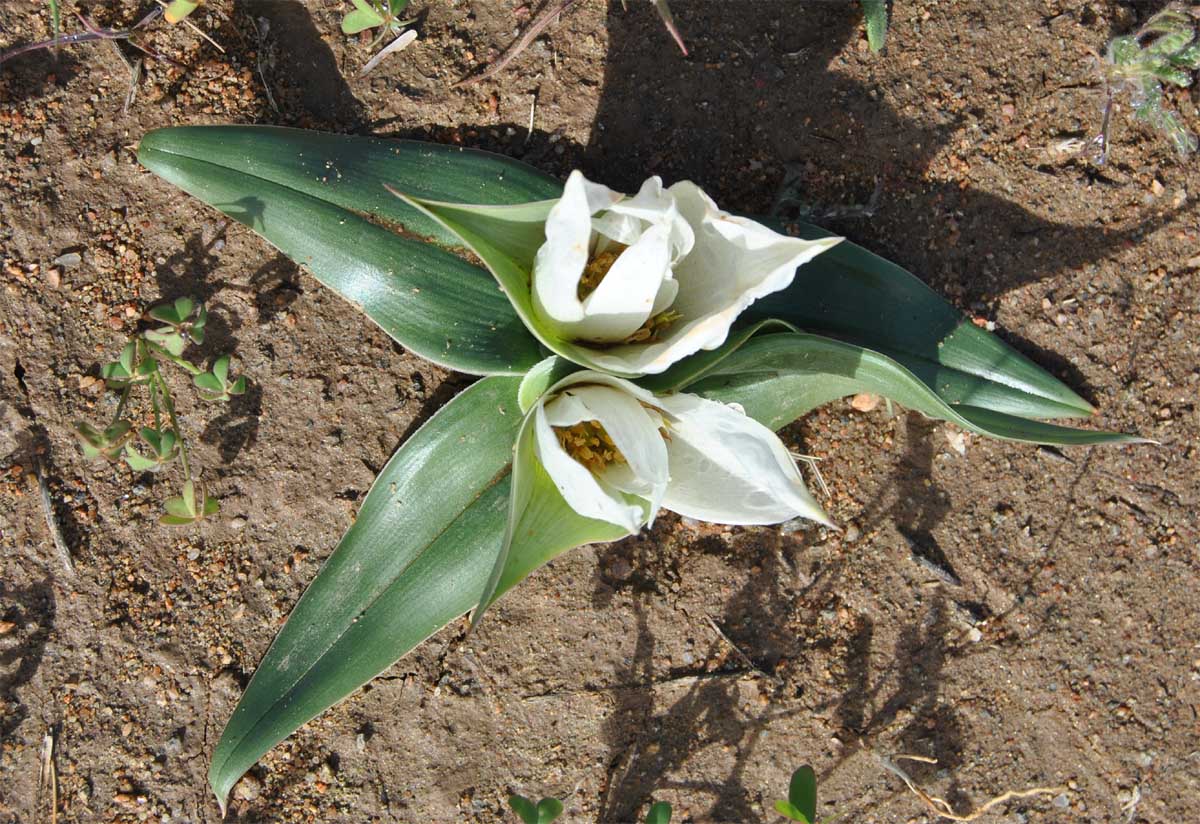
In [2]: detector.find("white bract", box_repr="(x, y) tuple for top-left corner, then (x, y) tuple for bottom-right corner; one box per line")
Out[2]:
(531, 171), (841, 375)
(533, 371), (832, 533)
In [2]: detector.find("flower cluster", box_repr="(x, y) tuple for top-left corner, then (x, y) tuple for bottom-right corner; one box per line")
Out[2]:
(520, 172), (841, 534)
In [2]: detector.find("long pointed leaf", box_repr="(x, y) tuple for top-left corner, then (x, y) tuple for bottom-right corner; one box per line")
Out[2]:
(750, 223), (1095, 419)
(208, 375), (620, 809)
(138, 126), (1091, 419)
(688, 332), (1140, 446)
(138, 128), (553, 376)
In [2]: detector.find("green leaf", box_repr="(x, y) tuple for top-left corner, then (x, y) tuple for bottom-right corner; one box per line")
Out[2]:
(517, 355), (580, 415)
(163, 496), (194, 520)
(748, 222), (1097, 420)
(209, 377), (535, 809)
(645, 801), (673, 824)
(387, 0), (409, 16)
(158, 430), (178, 458)
(159, 513), (198, 526)
(862, 0), (888, 53)
(686, 333), (1141, 446)
(138, 126), (1090, 418)
(342, 0), (384, 34)
(149, 303), (181, 325)
(194, 372), (224, 393)
(146, 327), (185, 357)
(788, 766), (817, 824)
(229, 376), (247, 395)
(119, 341), (136, 374)
(508, 795), (539, 824)
(138, 126), (557, 377)
(536, 798), (565, 824)
(163, 0), (201, 24)
(203, 496), (220, 517)
(123, 444), (159, 472)
(774, 799), (809, 822)
(174, 296), (194, 322)
(212, 355), (230, 384)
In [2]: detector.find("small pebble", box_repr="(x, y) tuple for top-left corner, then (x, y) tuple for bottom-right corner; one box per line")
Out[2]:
(229, 516), (248, 530)
(1052, 793), (1070, 809)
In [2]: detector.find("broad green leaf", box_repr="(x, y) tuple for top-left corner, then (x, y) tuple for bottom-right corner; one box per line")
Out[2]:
(194, 372), (224, 393)
(138, 127), (554, 377)
(342, 7), (384, 35)
(163, 496), (194, 520)
(536, 798), (565, 824)
(774, 799), (809, 823)
(139, 126), (1095, 419)
(749, 223), (1096, 419)
(645, 801), (673, 824)
(687, 332), (1140, 446)
(146, 327), (185, 357)
(788, 766), (817, 824)
(517, 355), (577, 414)
(509, 795), (539, 824)
(862, 0), (888, 53)
(208, 376), (592, 810)
(159, 513), (197, 526)
(203, 496), (220, 517)
(174, 296), (194, 321)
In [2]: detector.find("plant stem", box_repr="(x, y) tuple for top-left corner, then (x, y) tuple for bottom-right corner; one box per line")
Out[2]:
(144, 340), (203, 375)
(152, 366), (191, 482)
(111, 384), (133, 425)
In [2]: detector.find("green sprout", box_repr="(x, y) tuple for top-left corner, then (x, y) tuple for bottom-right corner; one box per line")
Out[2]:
(342, 0), (412, 46)
(1097, 6), (1200, 160)
(507, 794), (671, 824)
(775, 766), (818, 823)
(507, 795), (563, 824)
(74, 296), (246, 527)
(862, 0), (888, 53)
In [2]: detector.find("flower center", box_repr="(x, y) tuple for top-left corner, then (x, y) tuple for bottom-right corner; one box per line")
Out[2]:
(577, 245), (627, 300)
(555, 420), (626, 472)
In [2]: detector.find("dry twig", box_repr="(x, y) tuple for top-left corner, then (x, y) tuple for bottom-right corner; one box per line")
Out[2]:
(38, 731), (59, 824)
(875, 750), (1066, 821)
(454, 0), (578, 87)
(34, 455), (75, 578)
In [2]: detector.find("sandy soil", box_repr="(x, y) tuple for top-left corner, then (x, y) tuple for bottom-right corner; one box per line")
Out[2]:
(1, 1), (1198, 822)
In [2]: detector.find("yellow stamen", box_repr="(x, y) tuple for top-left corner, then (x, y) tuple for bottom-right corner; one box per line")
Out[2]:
(621, 309), (683, 344)
(555, 420), (626, 473)
(577, 245), (627, 300)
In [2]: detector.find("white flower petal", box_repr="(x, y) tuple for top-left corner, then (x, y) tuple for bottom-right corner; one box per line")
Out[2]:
(534, 403), (645, 532)
(650, 276), (679, 317)
(532, 171), (621, 330)
(655, 393), (832, 527)
(569, 225), (672, 340)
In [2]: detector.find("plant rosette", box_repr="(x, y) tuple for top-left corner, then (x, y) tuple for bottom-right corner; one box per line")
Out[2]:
(134, 126), (1144, 810)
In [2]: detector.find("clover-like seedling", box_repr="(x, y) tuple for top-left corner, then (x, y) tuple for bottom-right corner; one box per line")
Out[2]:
(74, 296), (248, 527)
(1096, 6), (1200, 160)
(507, 794), (563, 824)
(775, 765), (818, 823)
(342, 0), (413, 43)
(194, 355), (247, 402)
(161, 479), (220, 526)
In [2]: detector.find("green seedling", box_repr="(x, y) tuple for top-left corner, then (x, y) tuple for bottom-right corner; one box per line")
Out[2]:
(164, 0), (202, 24)
(507, 794), (670, 824)
(74, 296), (247, 527)
(644, 801), (672, 823)
(862, 0), (888, 53)
(1096, 6), (1200, 160)
(507, 794), (563, 824)
(775, 765), (818, 823)
(342, 0), (412, 42)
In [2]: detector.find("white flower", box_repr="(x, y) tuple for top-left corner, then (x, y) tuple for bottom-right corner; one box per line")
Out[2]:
(531, 171), (841, 375)
(532, 371), (832, 532)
